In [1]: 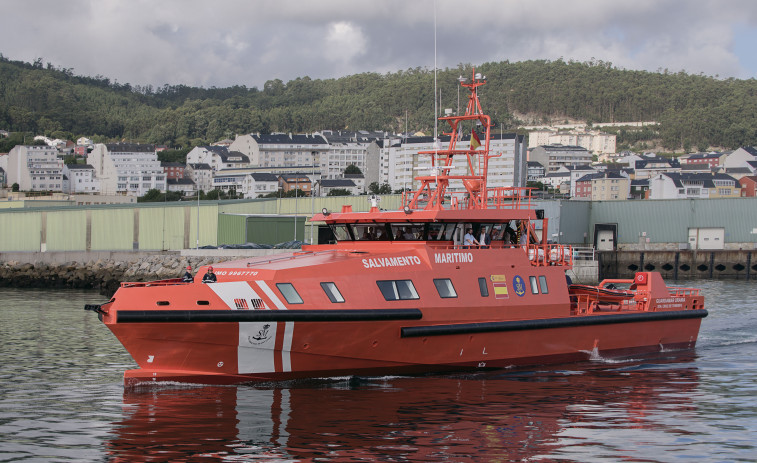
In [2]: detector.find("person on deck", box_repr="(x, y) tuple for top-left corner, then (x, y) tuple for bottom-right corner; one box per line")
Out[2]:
(479, 227), (492, 249)
(463, 228), (480, 248)
(202, 266), (217, 283)
(182, 266), (193, 282)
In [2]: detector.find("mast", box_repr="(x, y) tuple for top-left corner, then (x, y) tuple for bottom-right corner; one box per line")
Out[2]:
(407, 69), (493, 210)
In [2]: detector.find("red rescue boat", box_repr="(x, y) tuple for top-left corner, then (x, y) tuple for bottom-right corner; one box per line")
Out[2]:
(87, 70), (707, 387)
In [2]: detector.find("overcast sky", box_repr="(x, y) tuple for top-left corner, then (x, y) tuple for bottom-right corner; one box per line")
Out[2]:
(3, 0), (757, 89)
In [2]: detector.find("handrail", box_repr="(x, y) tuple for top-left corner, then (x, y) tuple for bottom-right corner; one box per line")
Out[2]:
(527, 243), (573, 267)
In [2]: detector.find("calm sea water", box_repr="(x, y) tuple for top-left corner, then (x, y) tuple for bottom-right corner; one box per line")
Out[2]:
(1, 280), (756, 462)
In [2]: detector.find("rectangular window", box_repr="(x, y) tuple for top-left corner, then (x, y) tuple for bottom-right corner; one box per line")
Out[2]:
(433, 279), (457, 298)
(539, 276), (549, 294)
(320, 282), (345, 303)
(276, 283), (303, 304)
(377, 280), (419, 301)
(478, 277), (489, 297)
(529, 276), (539, 294)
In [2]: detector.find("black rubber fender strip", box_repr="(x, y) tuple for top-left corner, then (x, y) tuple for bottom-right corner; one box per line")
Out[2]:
(116, 308), (423, 323)
(400, 309), (708, 338)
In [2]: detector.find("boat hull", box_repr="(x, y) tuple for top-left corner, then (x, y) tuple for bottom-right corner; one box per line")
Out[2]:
(111, 311), (706, 387)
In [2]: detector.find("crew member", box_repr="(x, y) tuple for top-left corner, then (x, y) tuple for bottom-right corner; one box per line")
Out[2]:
(202, 266), (217, 283)
(182, 265), (193, 282)
(463, 227), (480, 248)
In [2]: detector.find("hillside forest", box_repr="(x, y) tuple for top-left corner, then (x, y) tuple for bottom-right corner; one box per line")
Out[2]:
(2, 54), (757, 154)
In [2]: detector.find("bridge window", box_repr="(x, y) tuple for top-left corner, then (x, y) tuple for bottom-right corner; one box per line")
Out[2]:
(330, 224), (352, 241)
(276, 283), (303, 304)
(433, 278), (457, 298)
(478, 277), (489, 297)
(539, 275), (549, 294)
(390, 223), (425, 241)
(320, 282), (345, 303)
(377, 280), (419, 301)
(529, 276), (539, 294)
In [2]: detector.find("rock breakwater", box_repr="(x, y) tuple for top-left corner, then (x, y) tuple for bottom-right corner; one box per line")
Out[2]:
(0, 254), (236, 296)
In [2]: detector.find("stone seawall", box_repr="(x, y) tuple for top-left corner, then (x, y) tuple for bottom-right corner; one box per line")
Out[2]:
(0, 250), (293, 296)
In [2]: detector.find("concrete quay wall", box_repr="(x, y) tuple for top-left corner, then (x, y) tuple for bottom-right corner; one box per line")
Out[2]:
(598, 250), (757, 281)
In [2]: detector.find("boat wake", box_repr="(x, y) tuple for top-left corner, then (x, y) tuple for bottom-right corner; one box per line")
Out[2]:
(580, 347), (641, 364)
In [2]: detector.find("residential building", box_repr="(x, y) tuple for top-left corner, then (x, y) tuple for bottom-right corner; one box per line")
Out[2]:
(565, 164), (597, 197)
(590, 171), (630, 200)
(185, 146), (250, 171)
(573, 172), (603, 199)
(739, 176), (757, 197)
(380, 133), (527, 193)
(63, 164), (100, 194)
(630, 179), (650, 199)
(279, 173), (312, 196)
(161, 161), (185, 180)
(648, 172), (740, 199)
(529, 145), (592, 173)
(7, 145), (64, 191)
(212, 171), (245, 196)
(343, 173), (365, 193)
(722, 167), (755, 180)
(681, 152), (727, 169)
(723, 147), (757, 171)
(185, 163), (213, 192)
(167, 178), (196, 195)
(680, 163), (713, 174)
(318, 130), (386, 185)
(316, 179), (358, 196)
(527, 161), (546, 181)
(228, 133), (328, 171)
(242, 173), (279, 198)
(88, 143), (166, 196)
(632, 155), (680, 179)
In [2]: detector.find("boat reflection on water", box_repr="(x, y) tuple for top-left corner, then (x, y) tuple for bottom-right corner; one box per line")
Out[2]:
(107, 355), (700, 462)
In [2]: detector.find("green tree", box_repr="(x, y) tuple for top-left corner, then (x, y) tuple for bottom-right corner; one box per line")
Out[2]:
(12, 183), (19, 192)
(368, 181), (393, 194)
(344, 164), (362, 175)
(327, 188), (351, 196)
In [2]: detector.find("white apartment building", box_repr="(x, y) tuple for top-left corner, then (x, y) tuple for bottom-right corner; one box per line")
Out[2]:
(317, 130), (385, 186)
(529, 145), (593, 173)
(7, 145), (64, 191)
(242, 173), (280, 198)
(63, 164), (100, 194)
(211, 169), (281, 198)
(379, 133), (527, 193)
(185, 146), (250, 171)
(649, 173), (741, 199)
(185, 163), (213, 192)
(229, 133), (329, 170)
(88, 143), (166, 196)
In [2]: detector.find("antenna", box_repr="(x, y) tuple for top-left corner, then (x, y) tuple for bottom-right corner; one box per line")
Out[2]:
(433, 0), (437, 143)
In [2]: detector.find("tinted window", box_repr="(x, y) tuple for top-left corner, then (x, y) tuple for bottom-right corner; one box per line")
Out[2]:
(330, 224), (351, 241)
(377, 280), (419, 301)
(390, 223), (425, 241)
(276, 283), (303, 304)
(539, 275), (549, 294)
(433, 279), (457, 298)
(529, 276), (539, 294)
(320, 282), (345, 303)
(478, 277), (489, 297)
